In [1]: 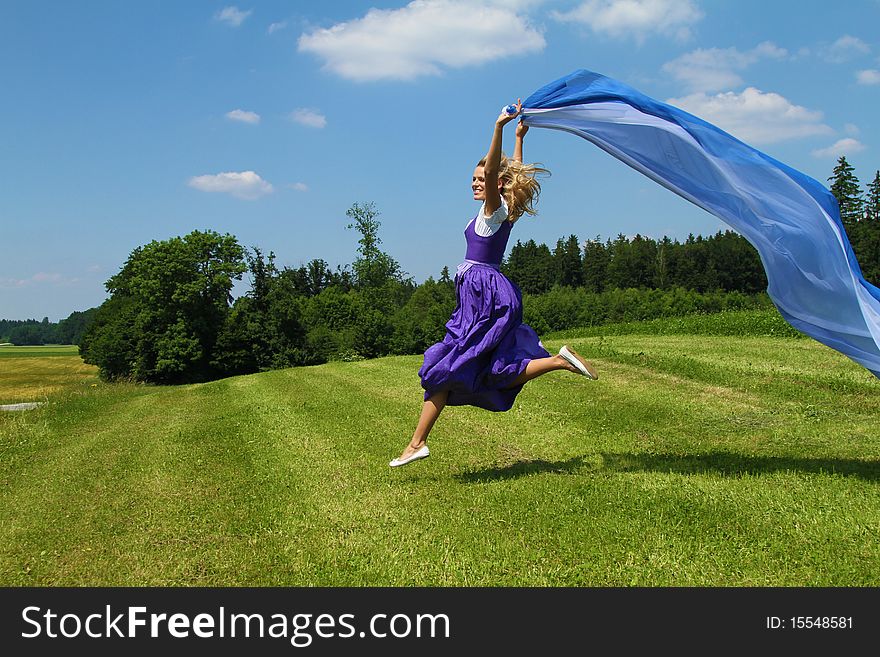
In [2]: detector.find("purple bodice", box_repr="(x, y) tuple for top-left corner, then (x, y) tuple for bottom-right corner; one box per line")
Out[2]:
(463, 215), (513, 266)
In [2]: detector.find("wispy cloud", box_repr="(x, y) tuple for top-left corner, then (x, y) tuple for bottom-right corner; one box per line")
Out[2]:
(668, 88), (833, 145)
(812, 138), (866, 159)
(289, 108), (327, 129)
(297, 0), (544, 82)
(225, 109), (261, 124)
(268, 21), (288, 34)
(856, 69), (880, 85)
(552, 0), (703, 43)
(663, 41), (787, 92)
(215, 6), (252, 28)
(30, 265), (102, 284)
(0, 272), (79, 288)
(288, 182), (309, 192)
(819, 35), (870, 63)
(188, 171), (274, 200)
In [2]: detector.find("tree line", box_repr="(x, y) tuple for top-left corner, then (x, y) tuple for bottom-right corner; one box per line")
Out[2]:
(504, 230), (767, 296)
(0, 311), (96, 346)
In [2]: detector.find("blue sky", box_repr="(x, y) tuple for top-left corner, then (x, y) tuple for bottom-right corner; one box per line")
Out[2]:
(2, 0), (879, 321)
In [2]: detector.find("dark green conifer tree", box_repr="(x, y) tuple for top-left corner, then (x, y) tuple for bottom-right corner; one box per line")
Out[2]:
(828, 156), (864, 227)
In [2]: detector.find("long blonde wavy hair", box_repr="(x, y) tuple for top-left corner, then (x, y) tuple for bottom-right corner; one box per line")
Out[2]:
(478, 153), (551, 222)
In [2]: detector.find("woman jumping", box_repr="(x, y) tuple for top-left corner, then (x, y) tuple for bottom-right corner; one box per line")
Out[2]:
(390, 100), (598, 467)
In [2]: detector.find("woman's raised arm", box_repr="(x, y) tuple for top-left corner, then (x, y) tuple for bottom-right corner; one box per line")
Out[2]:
(514, 120), (528, 163)
(481, 99), (521, 216)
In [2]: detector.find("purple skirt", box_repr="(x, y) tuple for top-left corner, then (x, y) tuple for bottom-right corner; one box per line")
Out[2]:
(419, 264), (550, 412)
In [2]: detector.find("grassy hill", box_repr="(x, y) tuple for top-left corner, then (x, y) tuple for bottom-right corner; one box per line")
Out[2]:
(1, 326), (878, 586)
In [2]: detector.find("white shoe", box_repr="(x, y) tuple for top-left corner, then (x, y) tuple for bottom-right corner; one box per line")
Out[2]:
(389, 445), (430, 467)
(559, 345), (598, 380)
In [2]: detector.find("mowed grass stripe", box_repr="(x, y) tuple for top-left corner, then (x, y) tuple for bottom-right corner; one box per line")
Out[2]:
(224, 363), (510, 585)
(210, 368), (401, 585)
(575, 335), (878, 397)
(2, 380), (319, 585)
(1, 334), (879, 585)
(0, 384), (180, 584)
(550, 336), (880, 427)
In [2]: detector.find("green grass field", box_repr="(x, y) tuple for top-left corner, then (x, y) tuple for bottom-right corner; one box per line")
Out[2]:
(1, 328), (878, 586)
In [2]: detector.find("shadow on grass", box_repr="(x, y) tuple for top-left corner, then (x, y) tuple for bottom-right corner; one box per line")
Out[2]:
(455, 456), (588, 483)
(456, 451), (880, 483)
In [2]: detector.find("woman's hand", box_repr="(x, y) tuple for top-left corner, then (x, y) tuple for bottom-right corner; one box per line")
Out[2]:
(515, 120), (529, 139)
(496, 98), (522, 126)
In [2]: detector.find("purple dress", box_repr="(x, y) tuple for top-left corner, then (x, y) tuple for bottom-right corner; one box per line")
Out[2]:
(418, 212), (550, 412)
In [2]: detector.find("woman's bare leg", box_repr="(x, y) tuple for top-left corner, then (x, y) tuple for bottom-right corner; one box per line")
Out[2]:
(505, 354), (583, 388)
(396, 390), (448, 461)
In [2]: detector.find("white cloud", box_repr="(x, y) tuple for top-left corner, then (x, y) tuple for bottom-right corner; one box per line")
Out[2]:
(668, 88), (833, 145)
(663, 41), (787, 92)
(812, 138), (866, 159)
(215, 6), (252, 28)
(188, 171), (274, 200)
(225, 109), (261, 124)
(820, 35), (870, 63)
(297, 0), (545, 82)
(288, 182), (309, 192)
(856, 69), (880, 85)
(289, 108), (327, 129)
(751, 41), (788, 59)
(268, 21), (288, 34)
(844, 123), (860, 136)
(552, 0), (703, 42)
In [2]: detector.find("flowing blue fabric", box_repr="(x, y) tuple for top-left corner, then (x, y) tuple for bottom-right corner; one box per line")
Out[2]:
(522, 69), (880, 379)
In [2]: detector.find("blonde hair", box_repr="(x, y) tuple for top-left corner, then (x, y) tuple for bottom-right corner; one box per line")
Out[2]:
(478, 154), (550, 221)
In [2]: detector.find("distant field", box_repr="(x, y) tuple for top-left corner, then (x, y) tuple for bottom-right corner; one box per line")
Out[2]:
(0, 345), (99, 404)
(1, 324), (878, 587)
